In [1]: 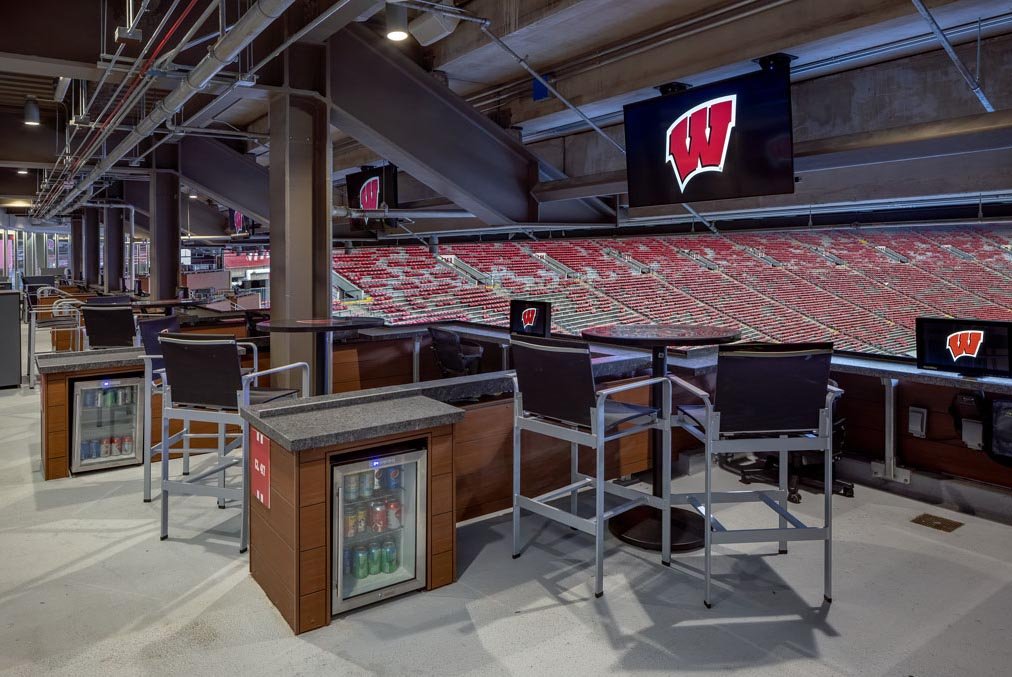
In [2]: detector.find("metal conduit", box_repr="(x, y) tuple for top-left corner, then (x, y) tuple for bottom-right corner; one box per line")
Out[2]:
(44, 0), (296, 218)
(910, 0), (994, 112)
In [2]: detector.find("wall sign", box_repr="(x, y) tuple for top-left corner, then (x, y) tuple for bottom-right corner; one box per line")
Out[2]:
(251, 428), (270, 509)
(624, 68), (795, 208)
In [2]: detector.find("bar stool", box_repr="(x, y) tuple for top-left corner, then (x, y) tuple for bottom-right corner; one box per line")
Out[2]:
(156, 333), (309, 551)
(669, 342), (843, 608)
(511, 335), (672, 597)
(81, 305), (136, 348)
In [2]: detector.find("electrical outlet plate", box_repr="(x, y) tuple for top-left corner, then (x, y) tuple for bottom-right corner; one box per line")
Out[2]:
(962, 419), (984, 450)
(908, 406), (927, 438)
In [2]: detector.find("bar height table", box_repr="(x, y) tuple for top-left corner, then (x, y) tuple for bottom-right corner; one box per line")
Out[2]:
(581, 323), (741, 552)
(258, 317), (385, 395)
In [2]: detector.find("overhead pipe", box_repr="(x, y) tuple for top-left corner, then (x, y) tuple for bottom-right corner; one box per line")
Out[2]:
(910, 0), (994, 112)
(44, 0), (295, 219)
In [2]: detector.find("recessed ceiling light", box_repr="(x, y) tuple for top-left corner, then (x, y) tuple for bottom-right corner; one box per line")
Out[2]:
(17, 169), (28, 175)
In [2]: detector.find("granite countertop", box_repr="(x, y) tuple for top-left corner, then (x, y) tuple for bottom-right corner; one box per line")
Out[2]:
(36, 347), (145, 374)
(243, 395), (464, 451)
(831, 354), (1012, 395)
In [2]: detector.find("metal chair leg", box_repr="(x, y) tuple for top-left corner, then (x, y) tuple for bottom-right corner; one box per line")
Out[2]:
(569, 442), (579, 517)
(217, 423), (226, 509)
(143, 378), (153, 502)
(778, 447), (789, 554)
(182, 421), (191, 476)
(240, 422), (249, 554)
(661, 421), (672, 567)
(511, 416), (521, 559)
(160, 407), (171, 541)
(704, 444), (713, 609)
(593, 439), (605, 599)
(824, 444), (833, 603)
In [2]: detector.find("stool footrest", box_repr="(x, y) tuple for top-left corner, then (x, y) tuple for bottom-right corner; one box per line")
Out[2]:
(533, 478), (592, 504)
(517, 495), (594, 535)
(711, 527), (827, 545)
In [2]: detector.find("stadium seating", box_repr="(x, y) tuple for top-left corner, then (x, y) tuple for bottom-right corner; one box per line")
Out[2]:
(223, 225), (1012, 358)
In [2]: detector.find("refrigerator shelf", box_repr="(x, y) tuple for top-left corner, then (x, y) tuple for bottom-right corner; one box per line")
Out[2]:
(343, 526), (404, 546)
(342, 565), (415, 598)
(341, 488), (404, 508)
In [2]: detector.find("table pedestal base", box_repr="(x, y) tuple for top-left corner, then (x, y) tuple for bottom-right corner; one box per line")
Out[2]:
(608, 506), (705, 553)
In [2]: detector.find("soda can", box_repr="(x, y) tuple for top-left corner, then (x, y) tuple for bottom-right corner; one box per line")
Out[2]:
(115, 388), (124, 406)
(386, 499), (402, 530)
(344, 513), (358, 538)
(353, 546), (369, 579)
(385, 465), (402, 491)
(355, 506), (367, 534)
(122, 435), (133, 456)
(381, 541), (398, 574)
(124, 387), (133, 405)
(343, 547), (352, 575)
(81, 441), (90, 460)
(367, 542), (382, 576)
(83, 390), (95, 408)
(359, 471), (373, 499)
(110, 437), (122, 455)
(343, 474), (359, 502)
(100, 438), (111, 457)
(369, 501), (387, 533)
(89, 440), (100, 459)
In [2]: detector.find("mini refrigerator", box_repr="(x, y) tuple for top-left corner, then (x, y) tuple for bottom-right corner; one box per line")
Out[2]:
(71, 377), (144, 473)
(332, 448), (427, 615)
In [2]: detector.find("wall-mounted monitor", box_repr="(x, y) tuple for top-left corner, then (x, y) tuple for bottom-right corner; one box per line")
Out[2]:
(509, 299), (551, 338)
(916, 317), (1012, 378)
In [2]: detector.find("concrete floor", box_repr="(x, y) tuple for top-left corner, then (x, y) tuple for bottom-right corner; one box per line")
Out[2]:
(2, 336), (1011, 675)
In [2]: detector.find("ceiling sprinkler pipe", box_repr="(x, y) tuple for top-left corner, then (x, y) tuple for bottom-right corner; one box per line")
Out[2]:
(44, 0), (296, 219)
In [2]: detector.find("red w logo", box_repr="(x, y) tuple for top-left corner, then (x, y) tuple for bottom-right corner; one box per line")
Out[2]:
(665, 95), (737, 192)
(521, 307), (537, 329)
(946, 330), (984, 361)
(359, 176), (381, 211)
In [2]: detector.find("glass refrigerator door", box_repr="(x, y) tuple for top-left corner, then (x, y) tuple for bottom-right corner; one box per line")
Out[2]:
(71, 378), (144, 473)
(333, 449), (427, 615)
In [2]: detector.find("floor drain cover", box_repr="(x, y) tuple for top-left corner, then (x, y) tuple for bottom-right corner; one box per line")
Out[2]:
(911, 513), (964, 532)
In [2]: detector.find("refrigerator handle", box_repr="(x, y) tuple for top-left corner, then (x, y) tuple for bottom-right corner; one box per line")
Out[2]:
(333, 479), (343, 606)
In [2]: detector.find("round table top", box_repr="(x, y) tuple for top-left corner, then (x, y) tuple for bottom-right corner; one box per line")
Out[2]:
(581, 323), (741, 347)
(256, 317), (386, 333)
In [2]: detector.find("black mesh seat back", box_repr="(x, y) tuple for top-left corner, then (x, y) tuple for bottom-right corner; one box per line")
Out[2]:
(158, 333), (243, 409)
(138, 315), (180, 371)
(511, 335), (596, 427)
(429, 327), (470, 375)
(86, 295), (131, 306)
(82, 306), (136, 347)
(715, 343), (833, 434)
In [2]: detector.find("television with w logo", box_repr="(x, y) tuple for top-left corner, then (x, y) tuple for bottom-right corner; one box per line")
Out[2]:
(916, 317), (1012, 378)
(623, 67), (794, 208)
(346, 164), (398, 227)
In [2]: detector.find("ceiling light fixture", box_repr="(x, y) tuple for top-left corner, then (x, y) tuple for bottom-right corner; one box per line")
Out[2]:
(24, 96), (40, 126)
(17, 169), (28, 175)
(386, 2), (409, 41)
(189, 193), (198, 199)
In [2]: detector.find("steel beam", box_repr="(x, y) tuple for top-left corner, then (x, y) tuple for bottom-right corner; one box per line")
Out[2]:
(179, 137), (270, 225)
(269, 85), (333, 393)
(103, 195), (125, 292)
(82, 207), (100, 287)
(69, 213), (82, 280)
(149, 145), (181, 300)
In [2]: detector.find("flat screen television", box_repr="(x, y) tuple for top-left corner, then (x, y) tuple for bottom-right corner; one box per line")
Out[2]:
(623, 67), (794, 208)
(915, 317), (1012, 378)
(509, 299), (551, 338)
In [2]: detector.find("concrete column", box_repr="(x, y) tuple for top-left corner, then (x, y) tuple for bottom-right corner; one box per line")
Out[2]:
(103, 202), (125, 292)
(70, 213), (83, 280)
(269, 45), (333, 391)
(83, 207), (100, 287)
(149, 144), (181, 300)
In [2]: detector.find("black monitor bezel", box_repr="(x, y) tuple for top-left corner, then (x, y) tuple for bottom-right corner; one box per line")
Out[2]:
(509, 299), (552, 338)
(915, 316), (1012, 378)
